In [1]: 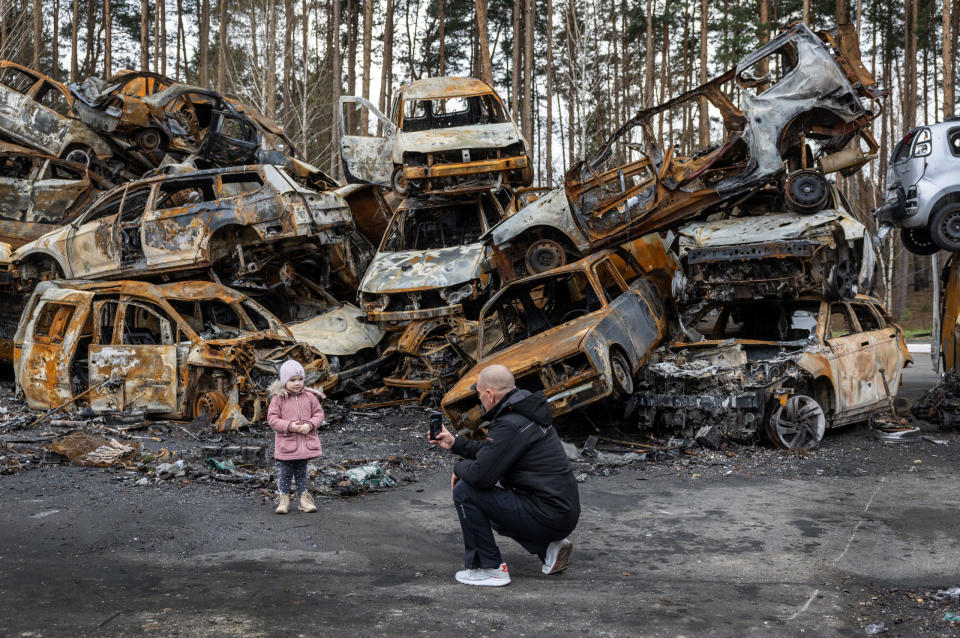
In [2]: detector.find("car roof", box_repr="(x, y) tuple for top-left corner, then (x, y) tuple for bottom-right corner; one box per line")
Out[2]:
(397, 77), (496, 100)
(34, 279), (248, 305)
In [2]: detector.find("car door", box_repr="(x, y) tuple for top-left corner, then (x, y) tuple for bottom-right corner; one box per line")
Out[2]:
(851, 301), (909, 400)
(16, 289), (94, 409)
(29, 159), (94, 225)
(0, 68), (50, 151)
(64, 188), (125, 277)
(87, 299), (178, 413)
(141, 175), (218, 270)
(339, 96), (394, 186)
(0, 154), (34, 244)
(823, 301), (879, 414)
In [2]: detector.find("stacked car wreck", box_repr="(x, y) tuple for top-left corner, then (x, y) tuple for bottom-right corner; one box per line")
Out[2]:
(0, 22), (913, 452)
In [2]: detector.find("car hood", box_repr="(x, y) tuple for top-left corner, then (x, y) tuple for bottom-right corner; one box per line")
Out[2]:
(288, 304), (385, 356)
(360, 244), (487, 294)
(678, 209), (864, 253)
(397, 122), (521, 154)
(446, 313), (604, 402)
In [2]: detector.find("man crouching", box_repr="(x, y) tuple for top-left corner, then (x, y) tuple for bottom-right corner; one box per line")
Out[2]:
(430, 364), (580, 587)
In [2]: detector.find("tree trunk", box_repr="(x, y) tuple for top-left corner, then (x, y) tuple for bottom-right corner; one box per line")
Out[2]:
(160, 0), (166, 75)
(52, 0), (60, 78)
(698, 0), (708, 146)
(522, 0), (533, 145)
(331, 0), (342, 175)
(199, 0), (209, 85)
(565, 0), (575, 166)
(802, 0), (809, 24)
(153, 0), (159, 73)
(32, 0), (40, 69)
(82, 0), (95, 75)
(945, 0), (955, 119)
(644, 0), (654, 108)
(283, 0), (293, 125)
(475, 0), (492, 85)
(904, 0), (917, 135)
(757, 0), (768, 75)
(103, 0), (111, 77)
(266, 0), (277, 116)
(176, 0), (184, 80)
(511, 1), (520, 116)
(345, 0), (358, 133)
(361, 0), (373, 131)
(379, 0), (395, 118)
(545, 0), (553, 183)
(300, 0), (309, 157)
(141, 0), (149, 70)
(218, 0), (228, 92)
(835, 0), (845, 25)
(437, 0), (445, 75)
(658, 17), (668, 140)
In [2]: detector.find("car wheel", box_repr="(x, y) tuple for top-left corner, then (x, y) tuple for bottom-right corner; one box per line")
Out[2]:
(64, 146), (93, 166)
(192, 389), (227, 421)
(766, 394), (826, 450)
(785, 170), (830, 214)
(900, 227), (940, 255)
(929, 204), (960, 252)
(390, 165), (410, 196)
(524, 238), (568, 274)
(610, 350), (634, 397)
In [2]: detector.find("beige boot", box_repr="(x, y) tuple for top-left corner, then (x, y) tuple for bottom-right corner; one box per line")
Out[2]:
(298, 491), (317, 513)
(275, 493), (290, 514)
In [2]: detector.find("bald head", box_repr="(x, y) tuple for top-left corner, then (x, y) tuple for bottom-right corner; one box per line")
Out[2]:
(476, 365), (516, 411)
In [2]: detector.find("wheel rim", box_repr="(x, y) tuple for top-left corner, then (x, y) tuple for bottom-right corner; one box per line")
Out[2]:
(193, 390), (227, 420)
(524, 239), (566, 273)
(940, 210), (960, 245)
(391, 167), (409, 195)
(768, 395), (825, 450)
(902, 228), (938, 255)
(64, 148), (91, 166)
(611, 353), (633, 395)
(786, 171), (829, 213)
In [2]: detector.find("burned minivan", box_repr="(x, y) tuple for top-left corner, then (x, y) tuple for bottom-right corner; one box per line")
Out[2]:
(631, 296), (911, 449)
(340, 77), (531, 195)
(13, 280), (331, 430)
(442, 250), (668, 430)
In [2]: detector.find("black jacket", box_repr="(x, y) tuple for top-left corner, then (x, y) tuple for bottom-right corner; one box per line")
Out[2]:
(451, 388), (580, 530)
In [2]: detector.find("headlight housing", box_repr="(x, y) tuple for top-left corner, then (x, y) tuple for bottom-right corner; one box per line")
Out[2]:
(363, 294), (390, 313)
(439, 282), (475, 305)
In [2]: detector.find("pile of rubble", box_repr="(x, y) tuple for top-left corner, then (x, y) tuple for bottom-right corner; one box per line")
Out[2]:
(0, 22), (915, 455)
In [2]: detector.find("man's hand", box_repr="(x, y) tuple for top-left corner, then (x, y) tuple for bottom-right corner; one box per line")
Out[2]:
(450, 472), (459, 491)
(429, 424), (455, 450)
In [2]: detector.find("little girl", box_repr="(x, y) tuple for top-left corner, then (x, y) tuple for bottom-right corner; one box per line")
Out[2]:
(267, 359), (325, 514)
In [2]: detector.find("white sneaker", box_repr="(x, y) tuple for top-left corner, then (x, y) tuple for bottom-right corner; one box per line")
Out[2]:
(455, 563), (511, 586)
(541, 538), (573, 575)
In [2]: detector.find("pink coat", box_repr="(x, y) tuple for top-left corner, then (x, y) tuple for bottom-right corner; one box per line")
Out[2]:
(267, 389), (324, 460)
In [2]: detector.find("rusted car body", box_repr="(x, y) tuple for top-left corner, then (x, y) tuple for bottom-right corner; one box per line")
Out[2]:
(70, 72), (261, 168)
(340, 77), (531, 195)
(632, 295), (911, 449)
(0, 143), (112, 248)
(356, 189), (514, 397)
(486, 24), (880, 276)
(13, 280), (331, 430)
(10, 164), (368, 307)
(441, 250), (669, 430)
(675, 188), (876, 304)
(0, 61), (117, 173)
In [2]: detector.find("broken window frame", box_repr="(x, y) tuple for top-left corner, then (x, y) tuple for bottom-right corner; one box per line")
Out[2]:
(120, 300), (175, 346)
(32, 302), (76, 345)
(0, 66), (39, 95)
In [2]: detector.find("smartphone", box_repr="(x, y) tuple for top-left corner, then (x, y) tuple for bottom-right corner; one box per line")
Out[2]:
(429, 412), (443, 440)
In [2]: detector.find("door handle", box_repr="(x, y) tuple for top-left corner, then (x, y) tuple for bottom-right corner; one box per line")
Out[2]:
(860, 341), (870, 347)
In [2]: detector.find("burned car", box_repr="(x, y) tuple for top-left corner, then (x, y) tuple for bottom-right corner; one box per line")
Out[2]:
(876, 119), (960, 253)
(356, 188), (514, 399)
(0, 61), (119, 175)
(488, 23), (880, 275)
(0, 143), (112, 248)
(340, 77), (531, 195)
(441, 250), (668, 430)
(70, 72), (262, 169)
(13, 280), (331, 430)
(675, 185), (875, 303)
(10, 164), (369, 309)
(632, 295), (911, 450)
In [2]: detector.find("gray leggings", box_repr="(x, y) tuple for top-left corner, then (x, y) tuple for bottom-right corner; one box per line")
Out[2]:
(276, 459), (309, 495)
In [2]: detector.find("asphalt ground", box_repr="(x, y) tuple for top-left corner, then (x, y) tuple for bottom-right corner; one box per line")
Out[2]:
(1, 356), (958, 638)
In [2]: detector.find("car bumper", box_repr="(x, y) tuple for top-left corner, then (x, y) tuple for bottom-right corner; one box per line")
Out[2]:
(403, 154), (528, 180)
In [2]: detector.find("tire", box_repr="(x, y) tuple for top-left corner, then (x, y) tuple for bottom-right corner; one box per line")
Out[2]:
(929, 203), (960, 252)
(610, 350), (634, 398)
(900, 227), (940, 255)
(765, 394), (826, 450)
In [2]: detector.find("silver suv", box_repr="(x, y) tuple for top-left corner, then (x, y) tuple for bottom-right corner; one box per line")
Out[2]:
(876, 119), (960, 253)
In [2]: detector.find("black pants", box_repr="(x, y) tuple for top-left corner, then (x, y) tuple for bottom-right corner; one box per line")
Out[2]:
(276, 459), (309, 495)
(453, 480), (573, 569)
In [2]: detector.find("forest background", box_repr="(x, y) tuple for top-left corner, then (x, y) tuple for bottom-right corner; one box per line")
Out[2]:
(0, 0), (957, 329)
